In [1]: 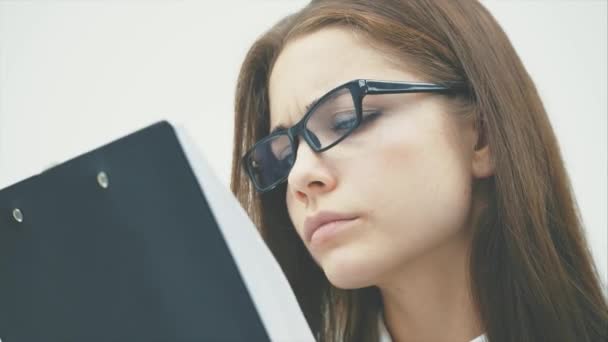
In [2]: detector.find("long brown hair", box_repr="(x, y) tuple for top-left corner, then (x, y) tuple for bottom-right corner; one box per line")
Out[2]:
(229, 1), (608, 341)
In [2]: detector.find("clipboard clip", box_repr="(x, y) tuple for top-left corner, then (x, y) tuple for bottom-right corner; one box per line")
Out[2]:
(12, 208), (24, 223)
(97, 171), (109, 189)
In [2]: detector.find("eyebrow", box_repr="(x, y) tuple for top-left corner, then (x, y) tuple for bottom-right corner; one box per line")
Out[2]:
(269, 97), (321, 135)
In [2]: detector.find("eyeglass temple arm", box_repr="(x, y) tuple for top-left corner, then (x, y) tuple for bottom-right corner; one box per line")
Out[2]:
(364, 80), (465, 95)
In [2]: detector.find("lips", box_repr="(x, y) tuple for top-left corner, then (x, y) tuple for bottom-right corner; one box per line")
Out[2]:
(303, 211), (359, 243)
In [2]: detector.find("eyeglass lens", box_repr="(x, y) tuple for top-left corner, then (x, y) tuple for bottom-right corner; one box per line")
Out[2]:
(247, 87), (357, 190)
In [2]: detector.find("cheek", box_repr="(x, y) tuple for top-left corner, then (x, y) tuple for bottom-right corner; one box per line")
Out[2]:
(372, 116), (472, 235)
(355, 117), (470, 212)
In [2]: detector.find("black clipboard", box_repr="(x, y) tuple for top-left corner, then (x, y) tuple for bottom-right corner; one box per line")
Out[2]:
(0, 121), (314, 342)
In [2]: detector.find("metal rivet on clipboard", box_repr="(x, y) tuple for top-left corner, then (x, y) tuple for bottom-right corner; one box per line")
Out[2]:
(97, 171), (109, 189)
(12, 208), (24, 223)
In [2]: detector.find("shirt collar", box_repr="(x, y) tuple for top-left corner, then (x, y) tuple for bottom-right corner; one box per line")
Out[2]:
(378, 312), (488, 342)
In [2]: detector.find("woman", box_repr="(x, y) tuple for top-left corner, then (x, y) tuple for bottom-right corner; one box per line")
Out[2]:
(230, 1), (608, 341)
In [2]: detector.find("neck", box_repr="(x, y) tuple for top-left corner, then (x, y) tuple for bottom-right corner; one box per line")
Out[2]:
(377, 229), (483, 342)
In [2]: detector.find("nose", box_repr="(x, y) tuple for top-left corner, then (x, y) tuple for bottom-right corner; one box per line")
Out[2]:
(287, 136), (337, 203)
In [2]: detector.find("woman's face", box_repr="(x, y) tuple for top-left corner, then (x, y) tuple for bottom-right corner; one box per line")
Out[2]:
(268, 27), (490, 289)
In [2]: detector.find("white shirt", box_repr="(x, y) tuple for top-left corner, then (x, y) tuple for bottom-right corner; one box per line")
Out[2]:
(378, 314), (488, 342)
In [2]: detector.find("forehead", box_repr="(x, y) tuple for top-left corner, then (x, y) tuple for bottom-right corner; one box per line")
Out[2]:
(268, 26), (422, 130)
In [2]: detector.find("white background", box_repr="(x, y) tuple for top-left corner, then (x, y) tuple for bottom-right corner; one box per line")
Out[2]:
(1, 0), (606, 287)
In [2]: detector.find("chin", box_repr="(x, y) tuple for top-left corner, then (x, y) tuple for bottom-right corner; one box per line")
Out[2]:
(319, 249), (381, 289)
(325, 273), (372, 290)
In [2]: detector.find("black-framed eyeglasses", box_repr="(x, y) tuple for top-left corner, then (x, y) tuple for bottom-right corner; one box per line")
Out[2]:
(241, 79), (466, 193)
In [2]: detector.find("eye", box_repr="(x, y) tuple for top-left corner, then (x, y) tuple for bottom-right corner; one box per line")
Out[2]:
(331, 111), (358, 132)
(276, 147), (292, 161)
(331, 110), (381, 133)
(268, 135), (292, 161)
